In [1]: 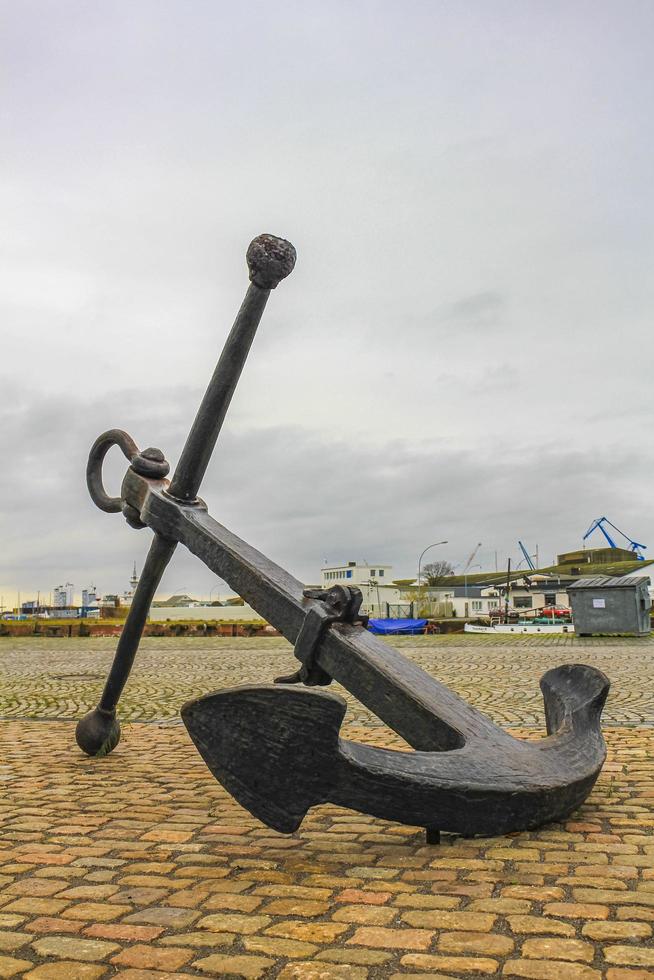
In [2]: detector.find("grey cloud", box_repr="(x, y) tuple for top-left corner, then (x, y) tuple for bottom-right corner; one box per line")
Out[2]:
(1, 384), (650, 603)
(443, 291), (506, 330)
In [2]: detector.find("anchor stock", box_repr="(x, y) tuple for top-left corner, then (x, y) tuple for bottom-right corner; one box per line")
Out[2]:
(77, 233), (609, 838)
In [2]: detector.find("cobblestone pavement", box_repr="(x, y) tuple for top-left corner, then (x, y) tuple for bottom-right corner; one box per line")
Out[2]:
(0, 636), (653, 978)
(0, 635), (653, 727)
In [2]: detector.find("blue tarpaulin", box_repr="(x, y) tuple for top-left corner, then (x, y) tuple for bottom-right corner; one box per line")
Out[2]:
(368, 618), (427, 635)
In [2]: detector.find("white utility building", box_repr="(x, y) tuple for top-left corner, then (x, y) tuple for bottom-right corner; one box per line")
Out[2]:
(321, 561), (393, 587)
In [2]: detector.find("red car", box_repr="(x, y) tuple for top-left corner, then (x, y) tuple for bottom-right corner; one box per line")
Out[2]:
(540, 605), (571, 620)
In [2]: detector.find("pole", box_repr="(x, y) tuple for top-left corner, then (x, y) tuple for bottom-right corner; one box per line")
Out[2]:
(417, 540), (448, 586)
(504, 558), (511, 624)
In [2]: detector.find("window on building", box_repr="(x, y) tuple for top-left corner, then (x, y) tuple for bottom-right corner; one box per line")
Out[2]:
(346, 570), (352, 578)
(544, 593), (556, 605)
(370, 570), (376, 577)
(515, 597), (533, 609)
(488, 599), (499, 608)
(471, 600), (482, 611)
(378, 569), (384, 577)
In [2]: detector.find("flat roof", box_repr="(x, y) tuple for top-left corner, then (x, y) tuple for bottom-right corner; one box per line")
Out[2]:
(568, 575), (651, 589)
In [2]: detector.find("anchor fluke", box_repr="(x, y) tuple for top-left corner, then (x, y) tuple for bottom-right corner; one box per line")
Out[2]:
(181, 685), (346, 834)
(541, 663), (609, 736)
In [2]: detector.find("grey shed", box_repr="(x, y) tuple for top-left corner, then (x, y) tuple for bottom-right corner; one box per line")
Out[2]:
(568, 575), (651, 636)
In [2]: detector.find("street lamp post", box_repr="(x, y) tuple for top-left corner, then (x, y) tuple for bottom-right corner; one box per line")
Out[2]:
(417, 541), (448, 587)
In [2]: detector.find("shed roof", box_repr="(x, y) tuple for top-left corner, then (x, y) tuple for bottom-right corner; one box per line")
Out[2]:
(568, 575), (651, 590)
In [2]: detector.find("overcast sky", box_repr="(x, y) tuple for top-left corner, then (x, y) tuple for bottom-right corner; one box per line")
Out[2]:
(2, 0), (653, 605)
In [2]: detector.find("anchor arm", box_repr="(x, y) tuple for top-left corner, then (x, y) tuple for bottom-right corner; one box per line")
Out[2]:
(124, 468), (508, 752)
(181, 663), (609, 836)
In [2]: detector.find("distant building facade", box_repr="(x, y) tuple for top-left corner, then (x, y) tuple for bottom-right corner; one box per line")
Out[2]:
(321, 561), (393, 587)
(53, 583), (73, 607)
(82, 586), (99, 607)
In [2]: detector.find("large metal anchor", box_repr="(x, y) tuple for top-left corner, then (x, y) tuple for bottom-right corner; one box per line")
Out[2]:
(77, 234), (609, 840)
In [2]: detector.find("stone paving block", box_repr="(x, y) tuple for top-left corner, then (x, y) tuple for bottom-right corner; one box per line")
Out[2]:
(0, 931), (30, 952)
(199, 891), (264, 911)
(30, 936), (120, 961)
(502, 961), (601, 979)
(4, 879), (63, 897)
(157, 930), (234, 948)
(243, 935), (318, 958)
(122, 906), (200, 928)
(606, 971), (654, 980)
(62, 902), (133, 921)
(389, 974), (462, 980)
(332, 903), (397, 924)
(437, 930), (515, 955)
(24, 964), (108, 979)
(582, 920), (652, 940)
(265, 920), (350, 943)
(347, 926), (434, 949)
(110, 944), (193, 970)
(316, 948), (393, 965)
(543, 902), (610, 919)
(402, 909), (497, 930)
(0, 959), (45, 978)
(3, 899), (71, 916)
(111, 971), (191, 980)
(508, 915), (576, 936)
(401, 952), (499, 974)
(83, 924), (163, 941)
(278, 965), (369, 979)
(192, 952), (275, 977)
(521, 938), (595, 962)
(0, 916), (26, 930)
(197, 911), (271, 933)
(604, 947), (654, 967)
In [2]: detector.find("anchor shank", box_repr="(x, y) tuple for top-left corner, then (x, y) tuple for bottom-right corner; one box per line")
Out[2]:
(133, 475), (503, 750)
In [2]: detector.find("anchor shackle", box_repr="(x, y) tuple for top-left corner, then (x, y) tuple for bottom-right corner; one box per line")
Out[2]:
(86, 428), (170, 525)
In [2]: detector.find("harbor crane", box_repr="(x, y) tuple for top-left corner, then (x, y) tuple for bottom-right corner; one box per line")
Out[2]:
(518, 540), (536, 571)
(582, 517), (646, 560)
(462, 542), (483, 574)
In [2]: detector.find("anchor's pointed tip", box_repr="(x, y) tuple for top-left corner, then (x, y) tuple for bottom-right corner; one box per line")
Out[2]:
(247, 234), (296, 289)
(182, 685), (344, 833)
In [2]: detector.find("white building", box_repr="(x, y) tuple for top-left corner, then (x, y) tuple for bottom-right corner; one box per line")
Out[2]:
(426, 576), (572, 619)
(53, 583), (73, 607)
(319, 562), (404, 618)
(321, 561), (393, 587)
(82, 586), (99, 607)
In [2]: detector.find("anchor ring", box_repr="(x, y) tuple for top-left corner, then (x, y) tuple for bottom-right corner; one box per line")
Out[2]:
(87, 430), (171, 515)
(86, 429), (141, 513)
